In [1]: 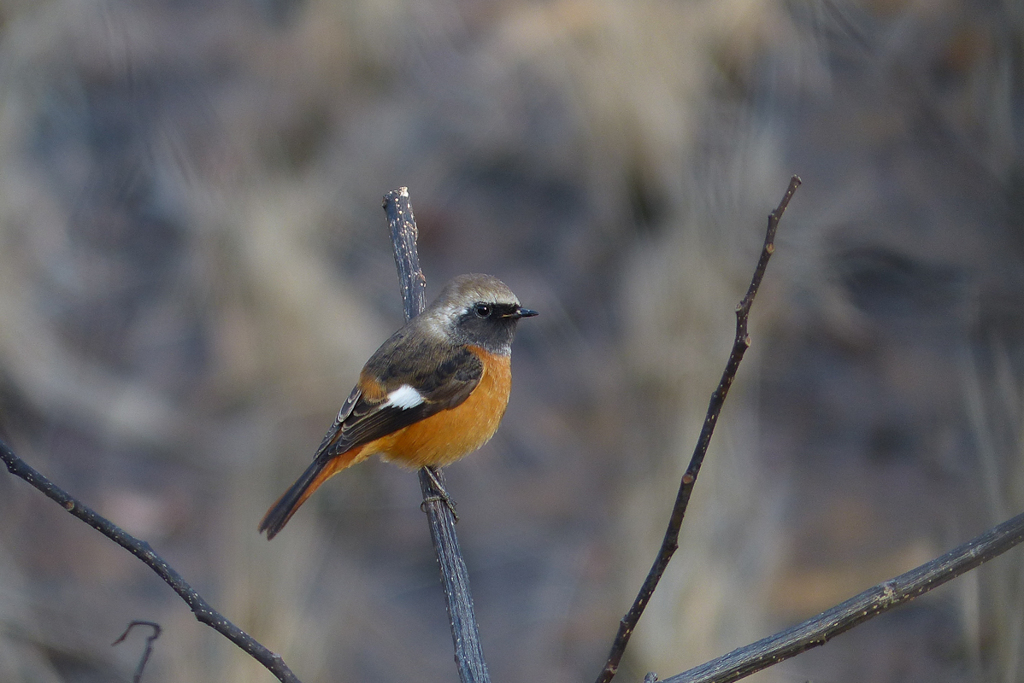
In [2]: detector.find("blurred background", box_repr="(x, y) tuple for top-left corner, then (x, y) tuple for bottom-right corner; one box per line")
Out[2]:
(0, 0), (1022, 681)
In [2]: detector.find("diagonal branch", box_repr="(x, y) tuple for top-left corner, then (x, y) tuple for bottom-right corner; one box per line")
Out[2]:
(595, 176), (802, 683)
(0, 439), (301, 683)
(382, 187), (491, 683)
(663, 510), (1024, 683)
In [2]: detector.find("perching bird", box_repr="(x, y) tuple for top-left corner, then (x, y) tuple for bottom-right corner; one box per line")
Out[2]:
(259, 273), (537, 538)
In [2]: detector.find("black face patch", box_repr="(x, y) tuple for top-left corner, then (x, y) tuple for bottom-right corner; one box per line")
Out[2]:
(454, 302), (521, 354)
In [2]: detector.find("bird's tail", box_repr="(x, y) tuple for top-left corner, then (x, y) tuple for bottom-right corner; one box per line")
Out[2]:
(259, 446), (366, 539)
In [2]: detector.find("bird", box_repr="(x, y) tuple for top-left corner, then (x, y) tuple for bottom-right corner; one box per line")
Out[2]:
(259, 273), (537, 539)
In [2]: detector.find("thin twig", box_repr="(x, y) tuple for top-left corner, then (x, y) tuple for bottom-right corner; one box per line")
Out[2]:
(595, 175), (802, 683)
(0, 440), (301, 683)
(663, 510), (1024, 683)
(382, 187), (491, 683)
(112, 621), (162, 683)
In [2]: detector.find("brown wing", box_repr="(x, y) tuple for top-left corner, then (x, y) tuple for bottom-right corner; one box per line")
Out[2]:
(260, 325), (485, 538)
(312, 333), (483, 463)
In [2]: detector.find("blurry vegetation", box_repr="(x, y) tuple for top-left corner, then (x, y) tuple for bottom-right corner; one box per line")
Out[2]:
(0, 1), (1022, 682)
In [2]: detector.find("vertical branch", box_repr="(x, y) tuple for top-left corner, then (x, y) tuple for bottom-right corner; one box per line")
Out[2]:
(384, 187), (428, 320)
(595, 176), (801, 683)
(382, 187), (492, 683)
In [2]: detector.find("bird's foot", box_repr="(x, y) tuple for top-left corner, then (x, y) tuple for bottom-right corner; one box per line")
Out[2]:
(420, 466), (459, 522)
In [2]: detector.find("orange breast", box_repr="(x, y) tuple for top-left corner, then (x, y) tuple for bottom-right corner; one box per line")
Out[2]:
(373, 347), (512, 468)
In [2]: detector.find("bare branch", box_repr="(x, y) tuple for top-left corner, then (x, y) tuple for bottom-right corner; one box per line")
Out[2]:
(663, 510), (1024, 683)
(383, 187), (428, 321)
(112, 621), (162, 683)
(595, 176), (802, 683)
(0, 440), (301, 683)
(382, 187), (492, 683)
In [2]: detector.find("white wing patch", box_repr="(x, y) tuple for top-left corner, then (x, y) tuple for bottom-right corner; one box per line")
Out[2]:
(386, 384), (425, 410)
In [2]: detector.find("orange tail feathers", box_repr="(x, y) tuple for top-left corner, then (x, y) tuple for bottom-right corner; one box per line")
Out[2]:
(259, 445), (366, 539)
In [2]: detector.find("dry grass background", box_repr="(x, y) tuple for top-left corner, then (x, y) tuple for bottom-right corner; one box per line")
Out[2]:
(0, 1), (1022, 682)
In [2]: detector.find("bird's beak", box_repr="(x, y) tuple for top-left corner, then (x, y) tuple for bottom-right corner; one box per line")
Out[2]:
(514, 307), (538, 319)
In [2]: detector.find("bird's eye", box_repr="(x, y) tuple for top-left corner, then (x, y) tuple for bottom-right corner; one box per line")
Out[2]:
(474, 303), (491, 318)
